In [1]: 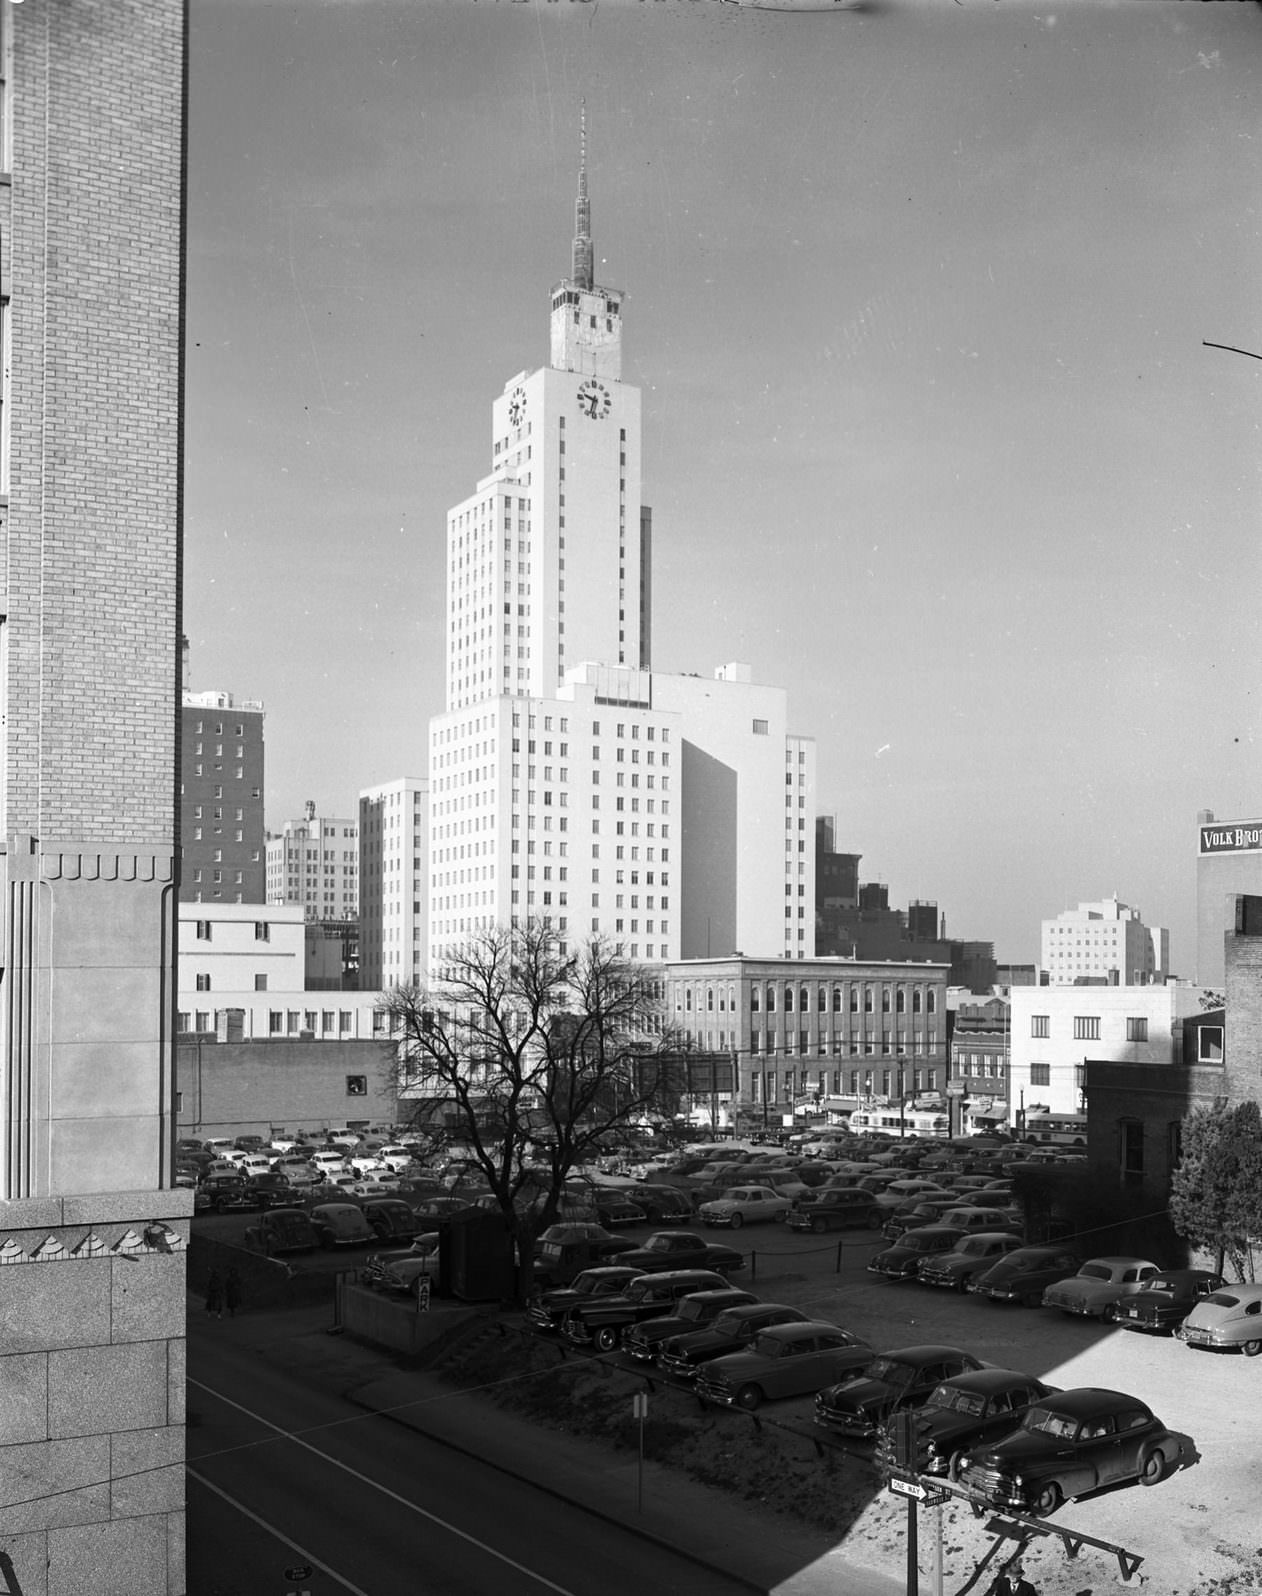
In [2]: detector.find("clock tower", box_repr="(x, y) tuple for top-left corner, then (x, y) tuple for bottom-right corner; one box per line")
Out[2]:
(549, 102), (624, 381)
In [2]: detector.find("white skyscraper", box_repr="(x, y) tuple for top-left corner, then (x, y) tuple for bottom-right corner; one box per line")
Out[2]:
(1040, 895), (1169, 987)
(359, 778), (429, 989)
(427, 111), (815, 979)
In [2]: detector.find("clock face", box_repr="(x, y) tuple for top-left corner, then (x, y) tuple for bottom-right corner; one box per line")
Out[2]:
(508, 387), (527, 428)
(577, 379), (611, 420)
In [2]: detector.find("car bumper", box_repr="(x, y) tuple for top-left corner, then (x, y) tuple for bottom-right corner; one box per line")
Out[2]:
(813, 1410), (876, 1438)
(696, 1382), (737, 1407)
(1176, 1325), (1232, 1348)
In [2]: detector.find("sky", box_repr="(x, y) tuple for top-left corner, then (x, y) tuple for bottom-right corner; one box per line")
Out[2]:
(184, 0), (1262, 972)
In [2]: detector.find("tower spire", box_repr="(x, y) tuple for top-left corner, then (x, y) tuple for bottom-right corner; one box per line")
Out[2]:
(572, 99), (594, 290)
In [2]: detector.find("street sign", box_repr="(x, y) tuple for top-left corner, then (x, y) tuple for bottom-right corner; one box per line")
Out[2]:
(633, 1392), (648, 1419)
(888, 1477), (948, 1506)
(415, 1276), (432, 1313)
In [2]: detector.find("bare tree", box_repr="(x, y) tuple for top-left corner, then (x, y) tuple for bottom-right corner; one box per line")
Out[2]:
(376, 922), (685, 1298)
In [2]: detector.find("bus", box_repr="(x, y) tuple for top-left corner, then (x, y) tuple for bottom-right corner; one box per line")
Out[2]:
(848, 1107), (950, 1140)
(1023, 1112), (1086, 1148)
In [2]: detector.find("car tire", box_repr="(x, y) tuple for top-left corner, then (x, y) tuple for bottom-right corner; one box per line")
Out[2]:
(947, 1450), (966, 1483)
(734, 1383), (763, 1411)
(729, 1213), (744, 1230)
(812, 1217), (828, 1235)
(1102, 1302), (1120, 1323)
(1031, 1481), (1063, 1517)
(1243, 1339), (1262, 1358)
(1140, 1448), (1168, 1486)
(594, 1325), (620, 1353)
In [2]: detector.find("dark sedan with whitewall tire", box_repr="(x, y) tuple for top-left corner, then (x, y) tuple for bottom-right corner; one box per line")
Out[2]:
(621, 1286), (760, 1364)
(875, 1368), (1055, 1481)
(914, 1232), (1025, 1292)
(814, 1345), (984, 1441)
(613, 1229), (746, 1276)
(658, 1303), (810, 1381)
(696, 1321), (872, 1412)
(955, 1387), (1183, 1517)
(1113, 1269), (1225, 1336)
(868, 1226), (968, 1280)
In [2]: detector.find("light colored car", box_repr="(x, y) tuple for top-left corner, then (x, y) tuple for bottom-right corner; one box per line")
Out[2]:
(350, 1154), (386, 1175)
(234, 1154), (273, 1178)
(698, 1185), (792, 1229)
(376, 1145), (418, 1172)
(312, 1150), (349, 1175)
(873, 1178), (952, 1212)
(1176, 1283), (1262, 1356)
(1042, 1257), (1161, 1320)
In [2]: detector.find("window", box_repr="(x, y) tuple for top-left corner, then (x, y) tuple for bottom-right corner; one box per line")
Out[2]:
(1120, 1119), (1144, 1181)
(254, 974), (268, 992)
(1126, 1017), (1148, 1043)
(752, 719), (769, 735)
(1198, 1025), (1223, 1064)
(194, 920), (211, 941)
(195, 973), (211, 992)
(1030, 1062), (1050, 1086)
(254, 921), (270, 942)
(1031, 1014), (1049, 1038)
(346, 1075), (368, 1097)
(1073, 1016), (1100, 1041)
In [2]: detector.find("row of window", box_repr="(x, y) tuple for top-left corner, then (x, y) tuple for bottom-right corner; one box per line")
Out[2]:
(1030, 1015), (1146, 1042)
(749, 984), (937, 1015)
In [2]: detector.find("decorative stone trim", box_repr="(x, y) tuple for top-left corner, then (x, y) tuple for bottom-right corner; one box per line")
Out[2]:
(0, 1222), (187, 1263)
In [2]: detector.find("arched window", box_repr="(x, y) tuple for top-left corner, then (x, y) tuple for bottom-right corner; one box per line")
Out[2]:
(785, 986), (795, 1013)
(832, 985), (842, 1013)
(766, 986), (776, 1013)
(881, 988), (892, 1014)
(896, 988), (906, 1013)
(800, 986), (809, 1013)
(707, 987), (714, 1011)
(927, 989), (937, 1014)
(864, 986), (874, 1014)
(751, 986), (761, 1013)
(912, 989), (922, 1014)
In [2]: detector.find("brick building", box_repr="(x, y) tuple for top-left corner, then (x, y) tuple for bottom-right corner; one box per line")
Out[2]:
(0, 5), (188, 1593)
(180, 686), (266, 903)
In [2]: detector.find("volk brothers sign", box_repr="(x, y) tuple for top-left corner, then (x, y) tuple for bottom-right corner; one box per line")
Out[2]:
(1200, 821), (1262, 855)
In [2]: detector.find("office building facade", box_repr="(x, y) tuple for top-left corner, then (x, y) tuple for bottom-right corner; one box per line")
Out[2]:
(1040, 895), (1168, 987)
(180, 688), (266, 903)
(359, 777), (428, 989)
(265, 799), (359, 921)
(427, 115), (814, 977)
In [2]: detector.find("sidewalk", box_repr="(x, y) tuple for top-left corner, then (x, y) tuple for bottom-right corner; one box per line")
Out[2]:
(214, 1300), (903, 1596)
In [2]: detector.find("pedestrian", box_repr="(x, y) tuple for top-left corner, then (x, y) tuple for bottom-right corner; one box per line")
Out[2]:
(986, 1560), (1037, 1596)
(204, 1269), (223, 1319)
(224, 1267), (243, 1318)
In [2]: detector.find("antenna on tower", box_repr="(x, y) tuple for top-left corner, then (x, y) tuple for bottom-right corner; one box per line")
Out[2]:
(572, 99), (594, 290)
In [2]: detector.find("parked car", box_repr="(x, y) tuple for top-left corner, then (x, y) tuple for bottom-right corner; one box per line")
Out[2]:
(875, 1368), (1056, 1479)
(936, 1205), (1022, 1236)
(658, 1302), (810, 1381)
(561, 1268), (730, 1353)
(243, 1206), (320, 1255)
(1114, 1269), (1225, 1336)
(614, 1230), (745, 1276)
(787, 1189), (882, 1234)
(1176, 1282), (1262, 1355)
(872, 1179), (953, 1212)
(307, 1202), (374, 1247)
(243, 1172), (296, 1209)
(195, 1175), (259, 1214)
(360, 1198), (422, 1244)
(361, 1234), (441, 1296)
(311, 1151), (350, 1177)
(880, 1201), (951, 1242)
(531, 1224), (638, 1289)
(955, 1387), (1182, 1516)
(527, 1266), (648, 1333)
(814, 1345), (985, 1440)
(696, 1321), (872, 1411)
(630, 1184), (697, 1223)
(622, 1286), (760, 1364)
(1041, 1257), (1162, 1320)
(969, 1246), (1084, 1309)
(915, 1233), (1026, 1292)
(591, 1190), (649, 1228)
(868, 1227), (968, 1280)
(698, 1186), (792, 1229)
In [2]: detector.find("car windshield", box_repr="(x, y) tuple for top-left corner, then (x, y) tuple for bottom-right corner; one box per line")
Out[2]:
(1148, 1277), (1181, 1293)
(960, 1240), (987, 1256)
(1205, 1292), (1241, 1307)
(1078, 1264), (1114, 1282)
(644, 1236), (674, 1252)
(678, 1298), (711, 1323)
(711, 1311), (753, 1334)
(863, 1358), (914, 1386)
(929, 1386), (986, 1417)
(1023, 1407), (1080, 1440)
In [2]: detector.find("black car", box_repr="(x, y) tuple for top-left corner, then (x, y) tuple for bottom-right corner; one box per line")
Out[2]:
(956, 1387), (1182, 1517)
(1113, 1268), (1225, 1335)
(195, 1175), (260, 1213)
(622, 1287), (760, 1364)
(243, 1172), (295, 1209)
(592, 1190), (649, 1227)
(527, 1265), (647, 1333)
(875, 1368), (1054, 1479)
(968, 1245), (1083, 1308)
(786, 1190), (882, 1233)
(614, 1229), (745, 1276)
(561, 1268), (730, 1352)
(631, 1185), (697, 1224)
(360, 1198), (423, 1243)
(531, 1225), (639, 1288)
(814, 1345), (985, 1440)
(868, 1226), (967, 1280)
(659, 1302), (809, 1380)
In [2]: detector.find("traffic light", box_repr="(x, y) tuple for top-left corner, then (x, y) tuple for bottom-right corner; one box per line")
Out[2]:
(884, 1409), (938, 1474)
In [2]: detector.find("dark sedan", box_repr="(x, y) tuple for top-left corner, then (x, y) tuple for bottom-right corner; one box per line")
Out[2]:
(1113, 1269), (1225, 1336)
(658, 1302), (810, 1381)
(526, 1265), (646, 1333)
(868, 1226), (967, 1280)
(614, 1229), (745, 1275)
(814, 1345), (985, 1441)
(956, 1387), (1182, 1517)
(968, 1246), (1083, 1309)
(875, 1368), (1054, 1479)
(621, 1287), (759, 1364)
